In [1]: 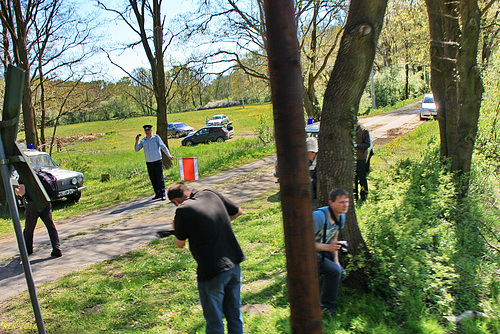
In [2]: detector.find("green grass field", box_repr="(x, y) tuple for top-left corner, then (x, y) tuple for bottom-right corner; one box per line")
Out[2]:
(1, 104), (498, 333)
(0, 104), (275, 239)
(2, 120), (498, 333)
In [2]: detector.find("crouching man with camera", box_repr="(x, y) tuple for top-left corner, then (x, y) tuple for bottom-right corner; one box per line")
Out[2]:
(313, 188), (350, 317)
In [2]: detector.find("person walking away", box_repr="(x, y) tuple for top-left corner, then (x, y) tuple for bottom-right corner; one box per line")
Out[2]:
(135, 125), (174, 201)
(167, 182), (245, 334)
(15, 173), (62, 257)
(354, 121), (371, 201)
(313, 188), (350, 316)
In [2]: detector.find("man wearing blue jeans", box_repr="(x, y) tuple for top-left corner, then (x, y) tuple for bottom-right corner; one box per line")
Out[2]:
(313, 188), (349, 316)
(168, 182), (245, 333)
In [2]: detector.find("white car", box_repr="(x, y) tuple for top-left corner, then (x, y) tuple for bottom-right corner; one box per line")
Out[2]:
(206, 114), (229, 126)
(420, 93), (437, 120)
(15, 149), (86, 202)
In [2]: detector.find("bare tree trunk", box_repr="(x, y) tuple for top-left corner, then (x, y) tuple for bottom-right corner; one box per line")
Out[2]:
(426, 0), (460, 158)
(38, 66), (47, 151)
(452, 0), (483, 192)
(264, 1), (323, 332)
(9, 0), (38, 148)
(318, 0), (388, 289)
(152, 0), (171, 169)
(425, 0), (448, 156)
(128, 0), (172, 168)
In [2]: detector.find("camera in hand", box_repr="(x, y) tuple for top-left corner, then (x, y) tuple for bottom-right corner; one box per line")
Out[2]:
(339, 241), (348, 253)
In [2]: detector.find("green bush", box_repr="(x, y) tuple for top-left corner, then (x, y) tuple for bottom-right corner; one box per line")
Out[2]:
(360, 143), (458, 318)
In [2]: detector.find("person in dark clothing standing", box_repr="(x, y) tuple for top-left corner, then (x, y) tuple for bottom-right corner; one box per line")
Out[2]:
(135, 125), (174, 201)
(167, 182), (244, 334)
(15, 183), (62, 257)
(354, 121), (371, 201)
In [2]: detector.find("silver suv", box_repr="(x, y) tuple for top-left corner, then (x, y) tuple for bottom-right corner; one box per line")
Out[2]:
(21, 149), (85, 202)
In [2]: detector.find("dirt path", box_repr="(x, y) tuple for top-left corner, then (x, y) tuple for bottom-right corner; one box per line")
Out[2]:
(0, 101), (424, 304)
(361, 101), (422, 147)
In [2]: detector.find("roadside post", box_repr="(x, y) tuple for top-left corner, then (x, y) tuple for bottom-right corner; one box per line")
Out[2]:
(263, 1), (323, 333)
(0, 65), (47, 334)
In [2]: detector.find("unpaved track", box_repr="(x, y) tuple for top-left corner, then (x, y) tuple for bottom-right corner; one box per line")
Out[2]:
(0, 101), (423, 304)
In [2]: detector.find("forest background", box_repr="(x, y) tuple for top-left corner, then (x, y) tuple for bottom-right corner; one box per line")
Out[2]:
(0, 0), (499, 333)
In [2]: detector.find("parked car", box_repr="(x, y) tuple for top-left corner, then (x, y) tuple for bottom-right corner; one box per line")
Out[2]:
(206, 114), (229, 126)
(181, 125), (234, 146)
(13, 149), (85, 202)
(419, 93), (437, 120)
(167, 122), (194, 138)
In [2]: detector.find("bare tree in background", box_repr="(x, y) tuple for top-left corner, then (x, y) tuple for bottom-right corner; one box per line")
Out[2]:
(0, 0), (38, 147)
(184, 0), (347, 120)
(317, 0), (388, 289)
(97, 0), (182, 169)
(31, 0), (102, 151)
(1, 0), (102, 152)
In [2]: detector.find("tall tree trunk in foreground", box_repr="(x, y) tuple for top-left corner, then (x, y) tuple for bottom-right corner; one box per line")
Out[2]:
(264, 0), (323, 332)
(317, 0), (388, 289)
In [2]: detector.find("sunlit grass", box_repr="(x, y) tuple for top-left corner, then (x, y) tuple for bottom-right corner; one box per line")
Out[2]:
(0, 105), (274, 238)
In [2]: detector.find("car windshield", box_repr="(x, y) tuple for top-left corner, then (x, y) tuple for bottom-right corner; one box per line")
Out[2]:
(211, 116), (221, 120)
(174, 123), (188, 128)
(423, 96), (435, 103)
(27, 154), (57, 168)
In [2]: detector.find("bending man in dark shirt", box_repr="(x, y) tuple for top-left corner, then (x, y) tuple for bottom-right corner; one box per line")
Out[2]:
(167, 182), (244, 334)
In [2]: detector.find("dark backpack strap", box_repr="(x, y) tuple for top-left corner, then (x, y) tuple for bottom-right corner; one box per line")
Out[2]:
(321, 209), (328, 260)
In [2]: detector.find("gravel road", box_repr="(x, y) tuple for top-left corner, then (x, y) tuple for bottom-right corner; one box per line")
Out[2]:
(0, 101), (423, 304)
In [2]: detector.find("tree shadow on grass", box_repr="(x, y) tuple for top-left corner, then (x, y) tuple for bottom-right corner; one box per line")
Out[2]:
(267, 191), (280, 203)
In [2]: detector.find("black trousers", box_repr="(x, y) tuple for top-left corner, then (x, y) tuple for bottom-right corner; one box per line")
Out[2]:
(355, 159), (368, 201)
(23, 201), (60, 254)
(146, 159), (165, 197)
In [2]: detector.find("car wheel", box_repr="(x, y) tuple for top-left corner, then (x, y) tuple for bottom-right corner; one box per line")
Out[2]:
(419, 113), (424, 121)
(66, 191), (81, 202)
(185, 140), (194, 146)
(175, 132), (180, 138)
(216, 137), (225, 143)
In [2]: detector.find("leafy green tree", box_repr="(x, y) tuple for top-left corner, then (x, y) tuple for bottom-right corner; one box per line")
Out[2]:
(376, 0), (429, 98)
(480, 0), (500, 66)
(317, 0), (388, 288)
